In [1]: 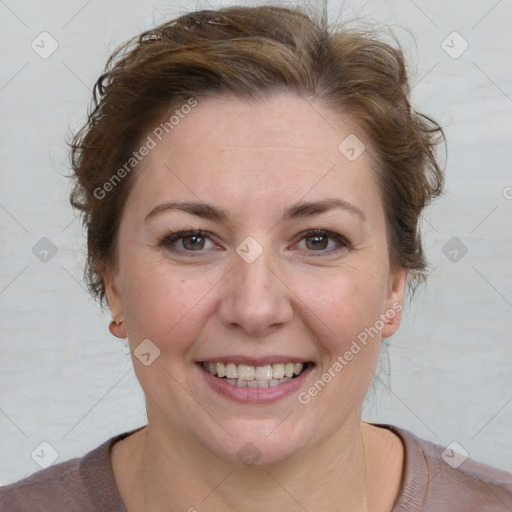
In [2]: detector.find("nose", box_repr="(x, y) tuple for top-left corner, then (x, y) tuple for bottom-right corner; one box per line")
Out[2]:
(217, 242), (294, 337)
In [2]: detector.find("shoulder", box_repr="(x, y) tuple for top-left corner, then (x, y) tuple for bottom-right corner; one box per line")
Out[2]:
(377, 423), (512, 512)
(0, 456), (85, 511)
(0, 429), (142, 512)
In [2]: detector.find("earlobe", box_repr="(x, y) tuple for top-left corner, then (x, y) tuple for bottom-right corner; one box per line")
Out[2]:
(381, 269), (408, 339)
(103, 273), (127, 339)
(109, 319), (128, 339)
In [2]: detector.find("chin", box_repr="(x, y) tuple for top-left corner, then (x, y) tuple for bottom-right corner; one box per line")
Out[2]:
(197, 417), (312, 467)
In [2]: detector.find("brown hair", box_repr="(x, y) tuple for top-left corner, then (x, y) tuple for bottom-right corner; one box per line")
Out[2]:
(69, 5), (444, 307)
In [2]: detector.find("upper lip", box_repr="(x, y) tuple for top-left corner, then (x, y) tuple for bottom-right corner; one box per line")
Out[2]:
(196, 356), (313, 366)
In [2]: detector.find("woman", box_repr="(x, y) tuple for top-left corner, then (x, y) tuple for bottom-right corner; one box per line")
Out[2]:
(1, 4), (511, 511)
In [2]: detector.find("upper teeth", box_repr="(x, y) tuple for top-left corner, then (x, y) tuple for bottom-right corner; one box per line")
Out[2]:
(204, 362), (305, 380)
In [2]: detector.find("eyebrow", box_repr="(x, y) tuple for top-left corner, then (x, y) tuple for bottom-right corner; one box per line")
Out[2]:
(144, 198), (365, 224)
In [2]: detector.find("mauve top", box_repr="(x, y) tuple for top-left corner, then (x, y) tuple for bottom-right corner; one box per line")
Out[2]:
(1, 424), (511, 511)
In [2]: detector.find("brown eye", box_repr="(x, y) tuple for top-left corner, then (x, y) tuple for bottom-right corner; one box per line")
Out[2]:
(296, 229), (350, 255)
(304, 234), (329, 251)
(160, 230), (214, 252)
(181, 235), (206, 250)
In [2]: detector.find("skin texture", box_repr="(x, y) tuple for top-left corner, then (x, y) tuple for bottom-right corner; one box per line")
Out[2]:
(106, 92), (407, 511)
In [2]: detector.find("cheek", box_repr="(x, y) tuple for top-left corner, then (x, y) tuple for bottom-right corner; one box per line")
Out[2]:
(292, 269), (385, 415)
(298, 263), (387, 340)
(118, 255), (219, 345)
(295, 271), (387, 403)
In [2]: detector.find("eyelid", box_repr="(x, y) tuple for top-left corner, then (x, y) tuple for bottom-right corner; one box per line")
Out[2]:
(160, 229), (216, 250)
(159, 228), (351, 255)
(293, 229), (351, 254)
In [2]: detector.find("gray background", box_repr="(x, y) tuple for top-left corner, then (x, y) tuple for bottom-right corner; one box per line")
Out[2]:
(0, 0), (511, 485)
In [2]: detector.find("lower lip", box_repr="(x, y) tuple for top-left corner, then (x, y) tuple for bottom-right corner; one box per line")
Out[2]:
(196, 363), (314, 404)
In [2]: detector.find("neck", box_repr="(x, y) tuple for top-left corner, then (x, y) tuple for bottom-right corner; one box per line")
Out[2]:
(137, 410), (369, 512)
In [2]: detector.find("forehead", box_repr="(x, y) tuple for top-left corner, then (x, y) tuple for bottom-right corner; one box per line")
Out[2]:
(159, 92), (363, 161)
(130, 92), (381, 220)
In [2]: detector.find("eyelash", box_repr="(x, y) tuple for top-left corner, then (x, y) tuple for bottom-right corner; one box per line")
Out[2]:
(159, 229), (351, 256)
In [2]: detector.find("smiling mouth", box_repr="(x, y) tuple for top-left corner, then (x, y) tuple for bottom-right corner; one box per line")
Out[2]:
(199, 361), (312, 388)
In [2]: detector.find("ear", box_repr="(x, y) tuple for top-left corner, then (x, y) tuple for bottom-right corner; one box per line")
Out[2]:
(103, 269), (128, 339)
(381, 268), (408, 339)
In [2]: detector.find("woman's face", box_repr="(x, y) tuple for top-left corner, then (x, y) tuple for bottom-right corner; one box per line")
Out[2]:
(106, 92), (407, 465)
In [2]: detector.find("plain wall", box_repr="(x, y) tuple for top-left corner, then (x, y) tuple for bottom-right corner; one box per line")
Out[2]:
(0, 0), (511, 485)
